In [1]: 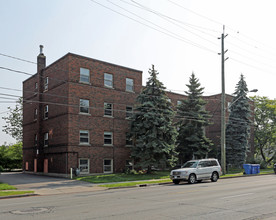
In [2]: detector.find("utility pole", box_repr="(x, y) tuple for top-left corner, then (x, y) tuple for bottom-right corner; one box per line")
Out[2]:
(219, 25), (228, 175)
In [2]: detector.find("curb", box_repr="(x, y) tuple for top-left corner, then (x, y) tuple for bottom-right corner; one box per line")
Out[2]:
(0, 193), (38, 200)
(106, 173), (275, 190)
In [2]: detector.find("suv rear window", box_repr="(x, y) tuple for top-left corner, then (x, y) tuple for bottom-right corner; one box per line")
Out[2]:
(210, 160), (218, 166)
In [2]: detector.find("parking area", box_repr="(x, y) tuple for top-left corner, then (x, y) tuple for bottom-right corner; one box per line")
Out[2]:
(0, 172), (104, 195)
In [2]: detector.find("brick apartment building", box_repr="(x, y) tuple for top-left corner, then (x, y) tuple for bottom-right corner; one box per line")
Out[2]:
(22, 48), (254, 176)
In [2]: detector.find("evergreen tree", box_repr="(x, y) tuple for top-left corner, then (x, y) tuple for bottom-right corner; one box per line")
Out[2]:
(130, 65), (177, 173)
(176, 73), (213, 164)
(226, 74), (251, 167)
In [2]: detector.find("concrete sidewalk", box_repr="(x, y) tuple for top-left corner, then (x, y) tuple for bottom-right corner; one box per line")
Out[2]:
(0, 172), (106, 196)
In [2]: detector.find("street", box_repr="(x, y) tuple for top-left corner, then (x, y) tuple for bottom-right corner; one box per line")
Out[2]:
(1, 175), (276, 220)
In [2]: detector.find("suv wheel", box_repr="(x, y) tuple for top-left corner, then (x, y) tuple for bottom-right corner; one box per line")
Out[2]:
(188, 174), (196, 184)
(211, 172), (218, 182)
(173, 179), (180, 184)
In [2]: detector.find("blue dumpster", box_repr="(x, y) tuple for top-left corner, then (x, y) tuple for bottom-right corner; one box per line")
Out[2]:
(255, 164), (260, 174)
(251, 164), (258, 174)
(243, 164), (252, 174)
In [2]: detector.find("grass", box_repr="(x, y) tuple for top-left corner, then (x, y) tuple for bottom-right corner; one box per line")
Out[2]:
(0, 182), (16, 190)
(76, 171), (170, 183)
(0, 182), (34, 197)
(0, 191), (34, 197)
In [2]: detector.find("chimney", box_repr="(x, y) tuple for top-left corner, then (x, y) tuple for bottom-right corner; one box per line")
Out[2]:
(37, 45), (46, 73)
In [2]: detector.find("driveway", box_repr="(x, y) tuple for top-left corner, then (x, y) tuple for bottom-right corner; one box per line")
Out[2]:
(0, 172), (104, 195)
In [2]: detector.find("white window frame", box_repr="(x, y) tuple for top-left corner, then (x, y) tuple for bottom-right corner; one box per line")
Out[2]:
(177, 100), (182, 106)
(44, 132), (49, 147)
(80, 68), (90, 83)
(79, 158), (89, 174)
(104, 73), (113, 88)
(104, 103), (113, 117)
(34, 108), (38, 120)
(44, 77), (48, 91)
(44, 105), (48, 119)
(80, 99), (90, 114)
(103, 159), (113, 173)
(126, 78), (134, 92)
(104, 132), (113, 146)
(80, 130), (89, 145)
(34, 134), (38, 146)
(126, 106), (133, 119)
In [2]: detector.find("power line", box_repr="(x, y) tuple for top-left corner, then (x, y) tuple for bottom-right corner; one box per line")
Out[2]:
(0, 66), (33, 76)
(0, 53), (37, 65)
(89, 0), (218, 54)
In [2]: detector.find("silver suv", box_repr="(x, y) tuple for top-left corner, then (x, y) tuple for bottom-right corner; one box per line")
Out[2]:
(170, 159), (222, 184)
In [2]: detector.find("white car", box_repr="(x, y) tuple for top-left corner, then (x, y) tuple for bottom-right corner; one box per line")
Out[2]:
(170, 159), (222, 184)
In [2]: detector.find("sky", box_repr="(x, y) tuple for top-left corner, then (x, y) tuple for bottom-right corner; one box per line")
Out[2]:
(0, 0), (276, 145)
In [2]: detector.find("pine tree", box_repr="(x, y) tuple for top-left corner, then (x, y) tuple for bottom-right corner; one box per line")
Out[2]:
(129, 65), (177, 173)
(176, 73), (213, 164)
(226, 74), (251, 168)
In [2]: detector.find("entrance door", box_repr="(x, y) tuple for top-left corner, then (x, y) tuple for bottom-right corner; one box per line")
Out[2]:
(44, 159), (48, 173)
(34, 159), (37, 172)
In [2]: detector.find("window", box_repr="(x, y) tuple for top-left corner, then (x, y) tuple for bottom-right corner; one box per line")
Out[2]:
(44, 132), (49, 147)
(79, 159), (89, 174)
(80, 99), (89, 114)
(227, 102), (231, 112)
(125, 160), (133, 170)
(44, 77), (48, 91)
(177, 100), (182, 106)
(104, 73), (113, 88)
(126, 106), (133, 119)
(34, 108), (38, 120)
(104, 103), (113, 117)
(126, 78), (134, 92)
(168, 98), (171, 103)
(80, 68), (90, 83)
(126, 133), (133, 146)
(104, 132), (113, 145)
(34, 134), (38, 146)
(103, 159), (113, 173)
(44, 105), (48, 119)
(80, 130), (89, 144)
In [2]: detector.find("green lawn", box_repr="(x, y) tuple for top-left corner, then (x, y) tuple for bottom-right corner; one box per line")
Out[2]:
(0, 182), (16, 190)
(0, 191), (34, 197)
(0, 182), (34, 197)
(76, 171), (170, 183)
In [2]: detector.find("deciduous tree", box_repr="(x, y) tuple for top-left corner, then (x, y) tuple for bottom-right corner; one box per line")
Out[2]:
(252, 96), (276, 166)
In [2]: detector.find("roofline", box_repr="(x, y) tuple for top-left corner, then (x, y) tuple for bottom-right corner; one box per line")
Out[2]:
(68, 53), (143, 73)
(23, 52), (143, 84)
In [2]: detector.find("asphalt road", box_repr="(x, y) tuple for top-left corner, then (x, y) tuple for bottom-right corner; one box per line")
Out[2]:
(1, 174), (276, 220)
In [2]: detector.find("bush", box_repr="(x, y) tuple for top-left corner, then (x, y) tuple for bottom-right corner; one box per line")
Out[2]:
(0, 165), (4, 172)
